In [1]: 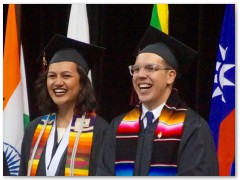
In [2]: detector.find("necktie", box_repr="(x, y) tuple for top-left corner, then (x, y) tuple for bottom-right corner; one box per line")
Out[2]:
(145, 111), (154, 128)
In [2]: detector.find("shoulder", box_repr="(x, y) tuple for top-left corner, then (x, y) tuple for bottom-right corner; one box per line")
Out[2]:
(112, 113), (127, 122)
(94, 114), (109, 131)
(23, 115), (47, 141)
(25, 116), (44, 131)
(107, 113), (128, 131)
(185, 108), (209, 127)
(183, 108), (212, 135)
(112, 113), (127, 123)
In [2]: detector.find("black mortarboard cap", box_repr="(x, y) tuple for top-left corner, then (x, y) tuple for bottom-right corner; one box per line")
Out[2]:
(38, 34), (105, 73)
(134, 26), (197, 72)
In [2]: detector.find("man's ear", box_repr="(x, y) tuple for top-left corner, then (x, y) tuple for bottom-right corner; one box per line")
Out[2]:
(167, 70), (176, 85)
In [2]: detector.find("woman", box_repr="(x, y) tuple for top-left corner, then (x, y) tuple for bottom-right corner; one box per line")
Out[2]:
(19, 34), (109, 176)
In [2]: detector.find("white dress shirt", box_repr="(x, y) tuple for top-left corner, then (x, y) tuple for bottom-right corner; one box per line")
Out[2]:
(141, 103), (165, 129)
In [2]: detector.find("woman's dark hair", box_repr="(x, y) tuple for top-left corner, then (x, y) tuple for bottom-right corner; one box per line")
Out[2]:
(35, 64), (97, 116)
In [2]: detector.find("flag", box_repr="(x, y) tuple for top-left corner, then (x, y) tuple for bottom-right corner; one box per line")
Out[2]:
(150, 4), (169, 34)
(130, 4), (169, 106)
(67, 4), (92, 81)
(20, 44), (30, 129)
(3, 4), (30, 176)
(209, 4), (235, 176)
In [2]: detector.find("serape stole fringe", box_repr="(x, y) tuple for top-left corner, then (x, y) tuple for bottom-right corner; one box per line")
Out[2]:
(28, 112), (96, 176)
(115, 91), (187, 176)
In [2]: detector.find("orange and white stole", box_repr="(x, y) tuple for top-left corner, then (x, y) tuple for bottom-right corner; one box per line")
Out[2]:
(27, 112), (95, 176)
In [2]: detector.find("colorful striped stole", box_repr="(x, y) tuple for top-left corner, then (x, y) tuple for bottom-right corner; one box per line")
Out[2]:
(65, 112), (95, 176)
(27, 112), (95, 176)
(115, 103), (187, 176)
(27, 114), (55, 176)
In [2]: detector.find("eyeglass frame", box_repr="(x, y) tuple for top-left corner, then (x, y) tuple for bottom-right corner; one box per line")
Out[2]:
(128, 64), (173, 76)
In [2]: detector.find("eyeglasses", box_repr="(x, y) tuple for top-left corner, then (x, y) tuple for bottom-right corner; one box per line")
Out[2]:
(128, 64), (172, 76)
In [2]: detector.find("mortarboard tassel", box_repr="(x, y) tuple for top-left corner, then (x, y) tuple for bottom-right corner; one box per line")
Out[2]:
(42, 52), (48, 72)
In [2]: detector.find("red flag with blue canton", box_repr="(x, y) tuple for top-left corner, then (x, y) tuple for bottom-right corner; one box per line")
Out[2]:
(209, 4), (235, 176)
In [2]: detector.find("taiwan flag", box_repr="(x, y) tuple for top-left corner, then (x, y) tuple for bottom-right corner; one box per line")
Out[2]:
(209, 4), (235, 176)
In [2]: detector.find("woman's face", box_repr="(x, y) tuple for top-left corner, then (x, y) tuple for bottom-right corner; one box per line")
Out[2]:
(47, 61), (80, 109)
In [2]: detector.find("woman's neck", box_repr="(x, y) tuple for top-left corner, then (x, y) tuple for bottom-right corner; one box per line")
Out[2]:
(56, 106), (75, 128)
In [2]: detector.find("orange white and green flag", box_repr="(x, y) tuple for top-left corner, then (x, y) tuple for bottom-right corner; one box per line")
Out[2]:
(3, 4), (30, 176)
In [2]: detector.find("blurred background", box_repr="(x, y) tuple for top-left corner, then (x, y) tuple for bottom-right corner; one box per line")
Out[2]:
(3, 4), (226, 122)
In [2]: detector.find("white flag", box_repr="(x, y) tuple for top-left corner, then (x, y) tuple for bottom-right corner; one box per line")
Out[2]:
(67, 4), (92, 81)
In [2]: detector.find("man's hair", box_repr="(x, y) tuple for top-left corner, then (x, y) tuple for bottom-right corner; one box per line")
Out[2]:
(35, 65), (97, 116)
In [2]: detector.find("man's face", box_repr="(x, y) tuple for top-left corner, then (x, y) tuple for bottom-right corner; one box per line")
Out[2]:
(132, 52), (176, 110)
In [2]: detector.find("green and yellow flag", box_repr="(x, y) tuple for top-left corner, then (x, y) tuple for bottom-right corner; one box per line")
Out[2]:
(150, 4), (169, 34)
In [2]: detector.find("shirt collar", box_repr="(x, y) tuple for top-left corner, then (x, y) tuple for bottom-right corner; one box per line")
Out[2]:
(141, 103), (165, 122)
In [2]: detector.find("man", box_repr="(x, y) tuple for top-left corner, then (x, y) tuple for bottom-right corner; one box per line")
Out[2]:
(97, 26), (219, 176)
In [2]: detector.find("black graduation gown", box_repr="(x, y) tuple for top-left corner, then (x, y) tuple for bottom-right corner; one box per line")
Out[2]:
(19, 115), (109, 176)
(97, 108), (219, 176)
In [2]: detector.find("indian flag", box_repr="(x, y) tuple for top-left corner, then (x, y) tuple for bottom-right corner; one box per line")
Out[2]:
(150, 4), (169, 34)
(3, 4), (30, 176)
